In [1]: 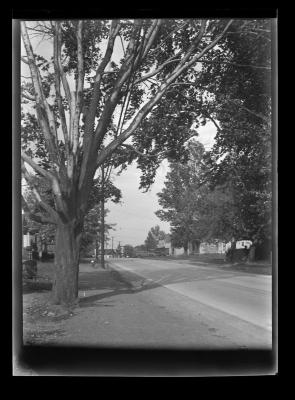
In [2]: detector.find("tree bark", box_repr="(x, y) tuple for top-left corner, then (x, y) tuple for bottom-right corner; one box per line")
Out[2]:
(51, 220), (82, 306)
(183, 242), (188, 256)
(100, 164), (105, 269)
(249, 245), (256, 262)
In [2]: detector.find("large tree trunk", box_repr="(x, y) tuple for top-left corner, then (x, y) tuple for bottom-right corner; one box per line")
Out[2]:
(249, 245), (256, 262)
(51, 220), (82, 307)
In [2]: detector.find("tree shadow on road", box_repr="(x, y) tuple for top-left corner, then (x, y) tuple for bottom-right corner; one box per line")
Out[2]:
(78, 281), (161, 308)
(78, 268), (162, 308)
(77, 264), (249, 308)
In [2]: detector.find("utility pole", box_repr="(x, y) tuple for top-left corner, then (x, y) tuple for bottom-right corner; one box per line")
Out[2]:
(111, 237), (114, 258)
(101, 164), (105, 269)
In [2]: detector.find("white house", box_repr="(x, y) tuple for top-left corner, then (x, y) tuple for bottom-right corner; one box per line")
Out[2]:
(236, 240), (252, 249)
(225, 240), (252, 251)
(199, 241), (226, 254)
(23, 233), (31, 248)
(158, 237), (227, 256)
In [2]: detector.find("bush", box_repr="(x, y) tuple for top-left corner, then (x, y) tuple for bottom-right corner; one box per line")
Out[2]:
(41, 252), (54, 261)
(226, 248), (249, 263)
(23, 259), (37, 279)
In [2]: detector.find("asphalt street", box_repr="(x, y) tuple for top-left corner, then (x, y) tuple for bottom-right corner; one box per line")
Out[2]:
(109, 257), (272, 349)
(31, 258), (273, 349)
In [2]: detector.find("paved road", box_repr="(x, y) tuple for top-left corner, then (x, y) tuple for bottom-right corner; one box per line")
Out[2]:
(110, 257), (272, 349)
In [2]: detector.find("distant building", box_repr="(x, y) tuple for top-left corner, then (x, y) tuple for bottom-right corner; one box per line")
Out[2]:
(23, 233), (32, 248)
(157, 235), (173, 255)
(22, 229), (55, 259)
(95, 248), (116, 259)
(199, 241), (226, 254)
(236, 240), (252, 249)
(158, 236), (227, 256)
(225, 240), (252, 252)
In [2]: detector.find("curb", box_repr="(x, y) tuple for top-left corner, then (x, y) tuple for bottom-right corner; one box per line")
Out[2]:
(108, 263), (136, 290)
(108, 262), (149, 290)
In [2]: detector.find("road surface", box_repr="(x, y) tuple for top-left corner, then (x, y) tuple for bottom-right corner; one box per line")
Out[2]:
(109, 257), (272, 349)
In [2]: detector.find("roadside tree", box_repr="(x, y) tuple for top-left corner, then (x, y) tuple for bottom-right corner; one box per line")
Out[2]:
(200, 19), (272, 249)
(123, 245), (136, 258)
(144, 225), (167, 251)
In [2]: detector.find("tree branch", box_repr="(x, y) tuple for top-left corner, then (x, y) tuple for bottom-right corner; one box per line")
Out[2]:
(54, 21), (74, 141)
(133, 58), (182, 85)
(72, 20), (85, 158)
(22, 195), (56, 225)
(55, 22), (72, 104)
(78, 19), (233, 211)
(79, 21), (121, 186)
(119, 33), (126, 56)
(164, 20), (233, 87)
(21, 92), (35, 101)
(21, 56), (29, 65)
(96, 20), (234, 165)
(204, 112), (221, 131)
(183, 20), (207, 61)
(92, 21), (149, 148)
(21, 21), (61, 166)
(21, 160), (60, 223)
(78, 21), (143, 193)
(121, 144), (158, 158)
(21, 150), (56, 181)
(53, 26), (69, 156)
(140, 19), (162, 60)
(239, 104), (270, 123)
(197, 59), (271, 70)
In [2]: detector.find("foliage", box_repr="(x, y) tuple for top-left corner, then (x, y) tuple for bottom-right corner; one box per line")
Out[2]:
(22, 176), (56, 237)
(80, 205), (115, 255)
(134, 244), (148, 252)
(21, 19), (239, 224)
(123, 244), (135, 257)
(23, 175), (120, 254)
(144, 225), (167, 250)
(144, 232), (158, 251)
(200, 19), (272, 244)
(156, 135), (271, 248)
(156, 140), (212, 248)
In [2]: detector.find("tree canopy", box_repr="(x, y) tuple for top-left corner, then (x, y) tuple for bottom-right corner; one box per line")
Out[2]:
(201, 19), (272, 244)
(156, 20), (272, 250)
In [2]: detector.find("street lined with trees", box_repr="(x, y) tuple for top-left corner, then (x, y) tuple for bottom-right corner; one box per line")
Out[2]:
(20, 18), (272, 306)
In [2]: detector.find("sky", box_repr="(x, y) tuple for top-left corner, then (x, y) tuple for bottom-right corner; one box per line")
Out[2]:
(21, 21), (217, 248)
(106, 122), (216, 248)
